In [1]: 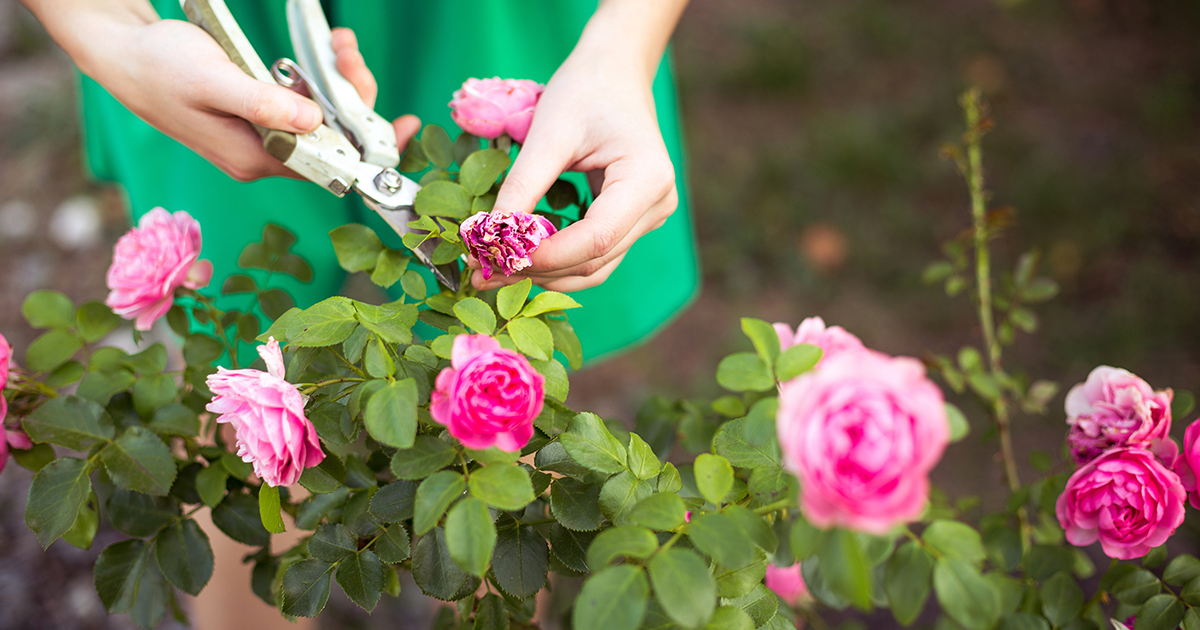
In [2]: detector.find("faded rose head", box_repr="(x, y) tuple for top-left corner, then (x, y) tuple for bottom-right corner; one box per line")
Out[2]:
(765, 563), (809, 606)
(449, 77), (544, 144)
(206, 338), (324, 487)
(460, 210), (557, 280)
(105, 208), (213, 331)
(1056, 447), (1185, 560)
(777, 350), (949, 535)
(431, 334), (544, 452)
(1065, 366), (1172, 464)
(773, 316), (865, 367)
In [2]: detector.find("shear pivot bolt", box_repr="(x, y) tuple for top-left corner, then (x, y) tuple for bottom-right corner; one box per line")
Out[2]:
(375, 169), (403, 194)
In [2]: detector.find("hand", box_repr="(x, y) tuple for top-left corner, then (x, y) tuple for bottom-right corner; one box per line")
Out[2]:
(476, 31), (679, 292)
(42, 4), (419, 181)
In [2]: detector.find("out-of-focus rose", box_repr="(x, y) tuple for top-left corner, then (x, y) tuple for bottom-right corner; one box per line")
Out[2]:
(765, 563), (809, 606)
(206, 338), (324, 487)
(0, 429), (32, 475)
(105, 208), (213, 331)
(0, 332), (10, 425)
(777, 350), (949, 534)
(773, 317), (865, 367)
(460, 210), (557, 280)
(1064, 366), (1172, 464)
(1172, 418), (1200, 508)
(431, 334), (543, 452)
(1057, 447), (1185, 560)
(449, 77), (544, 143)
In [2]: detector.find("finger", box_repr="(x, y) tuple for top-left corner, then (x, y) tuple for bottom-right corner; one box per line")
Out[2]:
(472, 270), (527, 292)
(392, 115), (421, 154)
(515, 200), (669, 279)
(332, 28), (378, 108)
(537, 253), (625, 293)
(201, 65), (324, 133)
(492, 125), (576, 217)
(199, 114), (305, 182)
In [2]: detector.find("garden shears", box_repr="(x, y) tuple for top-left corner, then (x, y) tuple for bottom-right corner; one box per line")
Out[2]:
(180, 0), (461, 291)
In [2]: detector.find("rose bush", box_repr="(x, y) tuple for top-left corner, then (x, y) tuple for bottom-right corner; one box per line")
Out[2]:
(2, 88), (1199, 630)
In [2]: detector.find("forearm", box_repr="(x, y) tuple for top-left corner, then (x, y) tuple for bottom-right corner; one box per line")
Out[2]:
(580, 0), (689, 83)
(18, 0), (159, 77)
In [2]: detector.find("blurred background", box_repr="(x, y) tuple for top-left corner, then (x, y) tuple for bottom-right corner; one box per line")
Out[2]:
(0, 0), (1198, 628)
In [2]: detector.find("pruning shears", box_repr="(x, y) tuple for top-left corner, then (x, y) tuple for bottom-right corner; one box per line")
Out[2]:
(180, 0), (461, 291)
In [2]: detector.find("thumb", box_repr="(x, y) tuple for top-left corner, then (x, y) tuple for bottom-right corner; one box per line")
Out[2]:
(209, 69), (324, 134)
(492, 135), (574, 216)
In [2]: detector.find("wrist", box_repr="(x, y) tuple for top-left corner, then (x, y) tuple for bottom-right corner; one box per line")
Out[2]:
(577, 1), (679, 85)
(25, 1), (158, 79)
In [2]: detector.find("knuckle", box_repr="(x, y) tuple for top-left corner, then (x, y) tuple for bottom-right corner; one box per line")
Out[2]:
(590, 224), (619, 258)
(241, 88), (277, 125)
(647, 157), (676, 198)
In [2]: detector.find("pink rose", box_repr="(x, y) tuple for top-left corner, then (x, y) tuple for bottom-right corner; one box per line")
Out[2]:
(773, 317), (865, 367)
(105, 208), (213, 331)
(1172, 418), (1200, 508)
(777, 351), (949, 534)
(0, 332), (10, 426)
(1064, 366), (1172, 464)
(1056, 447), (1185, 560)
(460, 211), (557, 280)
(0, 428), (33, 475)
(449, 77), (544, 144)
(431, 334), (543, 452)
(765, 563), (809, 606)
(206, 338), (324, 487)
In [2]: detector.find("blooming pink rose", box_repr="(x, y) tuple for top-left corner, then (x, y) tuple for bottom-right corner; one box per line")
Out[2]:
(206, 338), (324, 487)
(1064, 366), (1172, 464)
(1172, 418), (1200, 508)
(773, 317), (865, 367)
(777, 351), (949, 534)
(1056, 447), (1185, 560)
(460, 211), (557, 280)
(106, 208), (213, 331)
(449, 78), (544, 143)
(431, 335), (544, 452)
(765, 563), (809, 606)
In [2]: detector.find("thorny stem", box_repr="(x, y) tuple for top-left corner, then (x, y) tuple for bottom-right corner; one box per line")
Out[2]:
(962, 89), (1028, 546)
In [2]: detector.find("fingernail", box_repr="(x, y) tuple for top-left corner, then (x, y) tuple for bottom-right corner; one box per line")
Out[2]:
(292, 100), (321, 131)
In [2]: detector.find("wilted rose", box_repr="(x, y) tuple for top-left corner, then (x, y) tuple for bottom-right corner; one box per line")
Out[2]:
(765, 563), (809, 606)
(206, 338), (324, 487)
(1056, 447), (1185, 560)
(105, 208), (213, 331)
(449, 77), (544, 143)
(1065, 366), (1172, 464)
(773, 316), (865, 367)
(431, 334), (543, 452)
(777, 350), (949, 534)
(460, 210), (557, 280)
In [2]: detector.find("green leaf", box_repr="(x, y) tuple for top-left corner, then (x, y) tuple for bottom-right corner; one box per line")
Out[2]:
(453, 131), (479, 165)
(24, 457), (92, 549)
(257, 484), (286, 534)
(491, 523), (549, 599)
(310, 523), (358, 562)
(775, 343), (822, 382)
(688, 513), (755, 569)
(573, 565), (650, 630)
(741, 318), (781, 365)
(414, 470), (465, 536)
(415, 180), (471, 220)
(276, 253), (313, 282)
(1173, 391), (1196, 422)
(370, 480), (418, 523)
(997, 613), (1051, 630)
(10, 442), (55, 473)
(412, 527), (475, 601)
(289, 297), (358, 347)
(599, 471), (653, 526)
(133, 374), (178, 419)
(531, 357), (569, 402)
(153, 519), (214, 595)
(260, 289), (295, 321)
(22, 395), (115, 450)
(1137, 594), (1186, 630)
(76, 301), (121, 342)
(886, 540), (935, 626)
(459, 148), (511, 196)
(453, 297), (496, 335)
(365, 378), (418, 449)
(716, 352), (774, 392)
(1184, 608), (1200, 630)
(421, 124), (454, 168)
(945, 403), (970, 442)
(149, 403), (200, 437)
(1041, 572), (1084, 626)
(354, 301), (417, 344)
(648, 548), (716, 628)
(520, 292), (582, 318)
(210, 492), (270, 546)
(375, 523), (411, 564)
(933, 558), (1000, 630)
(1164, 555), (1200, 586)
(100, 427), (177, 495)
(401, 269), (427, 300)
(298, 453), (347, 494)
(94, 539), (150, 613)
(370, 248), (409, 288)
(280, 558), (336, 618)
(923, 520), (986, 563)
(587, 526), (658, 569)
(390, 435), (456, 480)
(545, 178), (580, 209)
(107, 489), (179, 537)
(508, 316), (554, 361)
(550, 478), (603, 531)
(399, 136), (429, 171)
(561, 412), (627, 474)
(24, 289), (75, 329)
(627, 433), (662, 480)
(547, 318), (584, 371)
(1113, 568), (1162, 605)
(261, 223), (297, 254)
(444, 496), (495, 577)
(45, 360), (85, 388)
(182, 334), (223, 365)
(337, 549), (384, 612)
(817, 528), (873, 610)
(630, 493), (686, 531)
(1023, 277), (1060, 302)
(497, 279), (532, 320)
(703, 606), (755, 630)
(694, 454), (734, 506)
(222, 273), (258, 295)
(1025, 544), (1076, 581)
(60, 489), (99, 550)
(470, 463), (536, 511)
(713, 417), (781, 469)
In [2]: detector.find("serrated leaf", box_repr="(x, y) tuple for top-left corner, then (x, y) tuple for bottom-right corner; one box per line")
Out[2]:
(520, 292), (582, 318)
(648, 548), (716, 628)
(414, 471), (465, 536)
(550, 478), (604, 531)
(573, 565), (650, 630)
(453, 297), (496, 335)
(101, 427), (177, 496)
(694, 454), (734, 506)
(258, 484), (286, 534)
(444, 496), (495, 577)
(469, 463), (535, 511)
(415, 181), (471, 220)
(497, 279), (532, 320)
(94, 539), (150, 613)
(337, 549), (383, 612)
(459, 148), (511, 196)
(25, 457), (93, 549)
(22, 395), (115, 450)
(153, 519), (214, 595)
(560, 412), (627, 474)
(508, 316), (554, 361)
(491, 523), (548, 599)
(365, 378), (418, 449)
(280, 558), (335, 617)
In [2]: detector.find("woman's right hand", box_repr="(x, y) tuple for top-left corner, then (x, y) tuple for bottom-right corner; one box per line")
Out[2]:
(23, 0), (418, 182)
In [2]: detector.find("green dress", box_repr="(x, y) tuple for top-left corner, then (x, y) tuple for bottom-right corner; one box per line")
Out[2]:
(79, 0), (699, 363)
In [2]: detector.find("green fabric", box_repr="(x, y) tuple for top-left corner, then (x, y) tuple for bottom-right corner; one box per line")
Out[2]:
(79, 0), (699, 364)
